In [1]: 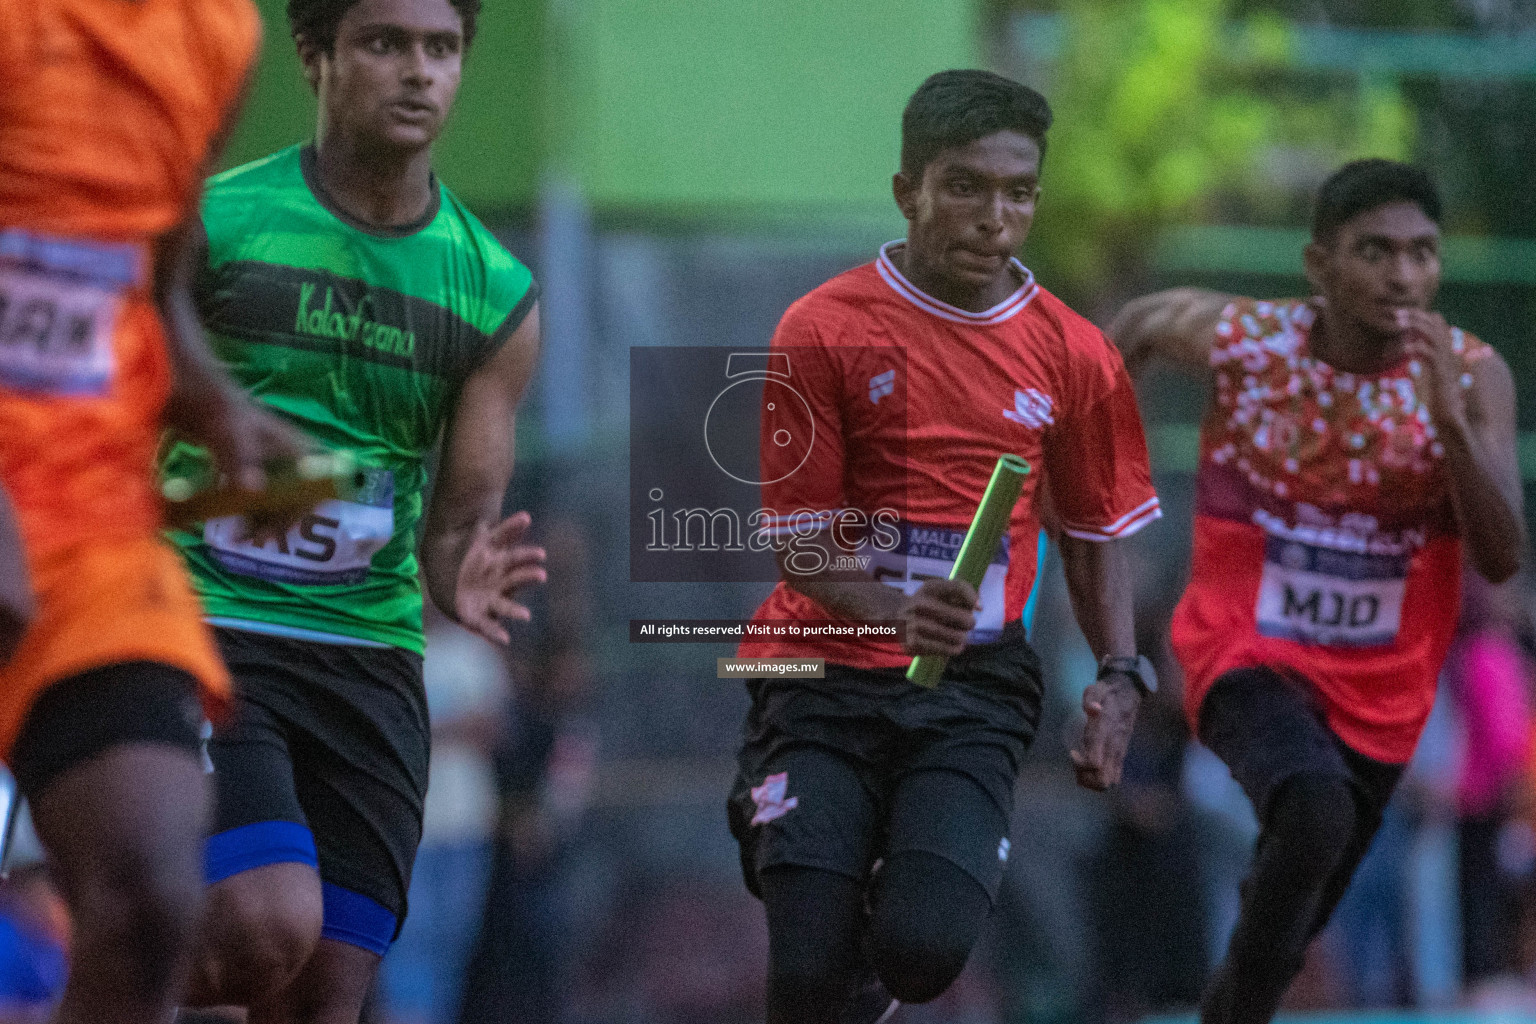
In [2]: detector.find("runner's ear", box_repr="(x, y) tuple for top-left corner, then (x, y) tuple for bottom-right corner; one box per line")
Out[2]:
(892, 172), (919, 221)
(295, 35), (324, 95)
(1302, 242), (1330, 297)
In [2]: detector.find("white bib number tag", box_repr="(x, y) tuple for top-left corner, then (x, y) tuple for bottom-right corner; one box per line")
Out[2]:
(1254, 537), (1407, 648)
(205, 469), (394, 587)
(0, 264), (119, 396)
(870, 521), (1009, 643)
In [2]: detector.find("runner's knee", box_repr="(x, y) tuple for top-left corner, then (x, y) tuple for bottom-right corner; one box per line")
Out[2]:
(1267, 773), (1357, 882)
(194, 866), (322, 1005)
(868, 851), (987, 1004)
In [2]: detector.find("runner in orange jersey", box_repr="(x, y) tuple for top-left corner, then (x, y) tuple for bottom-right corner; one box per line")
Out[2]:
(0, 3), (302, 1022)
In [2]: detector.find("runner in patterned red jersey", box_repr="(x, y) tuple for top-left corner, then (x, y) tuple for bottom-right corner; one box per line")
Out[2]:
(1110, 158), (1524, 1024)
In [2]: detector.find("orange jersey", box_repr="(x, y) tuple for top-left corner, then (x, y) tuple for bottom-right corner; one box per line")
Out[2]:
(0, 0), (260, 559)
(0, 535), (230, 753)
(0, 0), (257, 738)
(0, 0), (259, 243)
(1172, 299), (1486, 764)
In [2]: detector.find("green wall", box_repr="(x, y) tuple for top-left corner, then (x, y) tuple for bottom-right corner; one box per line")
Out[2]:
(559, 0), (978, 219)
(224, 0), (977, 222)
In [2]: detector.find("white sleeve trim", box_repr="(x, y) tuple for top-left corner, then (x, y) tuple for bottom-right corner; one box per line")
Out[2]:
(1060, 497), (1162, 542)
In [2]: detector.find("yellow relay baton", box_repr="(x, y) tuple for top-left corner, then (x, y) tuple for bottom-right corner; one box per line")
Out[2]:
(906, 454), (1031, 688)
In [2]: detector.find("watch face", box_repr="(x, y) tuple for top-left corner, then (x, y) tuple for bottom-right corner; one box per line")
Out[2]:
(703, 375), (815, 485)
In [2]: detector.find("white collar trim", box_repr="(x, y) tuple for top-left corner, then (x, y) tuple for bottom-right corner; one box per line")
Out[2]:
(876, 240), (1038, 325)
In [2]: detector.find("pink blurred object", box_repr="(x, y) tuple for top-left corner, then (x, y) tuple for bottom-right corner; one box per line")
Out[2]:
(1452, 629), (1534, 817)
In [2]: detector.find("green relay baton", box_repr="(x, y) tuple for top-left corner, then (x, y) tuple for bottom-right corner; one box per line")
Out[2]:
(906, 454), (1031, 688)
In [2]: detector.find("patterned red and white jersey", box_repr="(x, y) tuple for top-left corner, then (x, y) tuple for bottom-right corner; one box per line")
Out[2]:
(739, 242), (1160, 668)
(1172, 298), (1489, 763)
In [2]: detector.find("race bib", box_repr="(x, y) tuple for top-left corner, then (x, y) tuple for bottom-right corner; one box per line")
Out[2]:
(1254, 536), (1407, 648)
(205, 469), (394, 587)
(0, 233), (131, 396)
(870, 521), (1010, 643)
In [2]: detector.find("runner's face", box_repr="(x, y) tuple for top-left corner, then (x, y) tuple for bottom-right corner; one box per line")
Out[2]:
(316, 0), (464, 152)
(896, 131), (1041, 296)
(1308, 201), (1441, 339)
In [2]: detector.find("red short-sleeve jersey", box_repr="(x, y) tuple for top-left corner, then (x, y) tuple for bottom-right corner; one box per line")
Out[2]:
(1171, 298), (1482, 764)
(739, 242), (1160, 668)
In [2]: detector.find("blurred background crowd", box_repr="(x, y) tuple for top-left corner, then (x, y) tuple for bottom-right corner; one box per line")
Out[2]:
(5, 0), (1536, 1020)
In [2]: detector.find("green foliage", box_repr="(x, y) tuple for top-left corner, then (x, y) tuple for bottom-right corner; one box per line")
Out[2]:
(1025, 0), (1416, 294)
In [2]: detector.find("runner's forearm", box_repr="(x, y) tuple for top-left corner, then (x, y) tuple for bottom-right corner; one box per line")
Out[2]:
(154, 224), (245, 429)
(1105, 288), (1229, 380)
(1436, 413), (1524, 583)
(420, 311), (538, 624)
(419, 526), (467, 620)
(778, 533), (907, 622)
(0, 488), (29, 663)
(420, 510), (493, 620)
(788, 576), (908, 623)
(1057, 536), (1136, 659)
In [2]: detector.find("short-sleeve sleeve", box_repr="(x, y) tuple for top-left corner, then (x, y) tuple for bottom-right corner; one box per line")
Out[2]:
(1043, 341), (1161, 542)
(757, 305), (847, 539)
(197, 0), (264, 118)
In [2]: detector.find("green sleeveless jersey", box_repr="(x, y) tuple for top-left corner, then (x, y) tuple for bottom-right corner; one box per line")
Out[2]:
(165, 145), (537, 653)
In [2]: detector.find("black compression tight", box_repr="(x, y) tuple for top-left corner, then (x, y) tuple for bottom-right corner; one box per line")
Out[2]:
(761, 851), (990, 1024)
(1201, 772), (1371, 1024)
(761, 867), (863, 1024)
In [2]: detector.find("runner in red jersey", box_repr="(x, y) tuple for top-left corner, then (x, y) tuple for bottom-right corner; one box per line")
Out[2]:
(739, 244), (1159, 670)
(1110, 159), (1524, 1024)
(728, 70), (1161, 1024)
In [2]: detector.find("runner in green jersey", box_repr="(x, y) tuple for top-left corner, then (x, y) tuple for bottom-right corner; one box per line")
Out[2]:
(171, 0), (546, 1019)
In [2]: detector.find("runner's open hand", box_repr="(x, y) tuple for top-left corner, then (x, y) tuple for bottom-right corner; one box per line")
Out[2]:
(454, 511), (548, 645)
(1070, 673), (1141, 791)
(899, 579), (979, 657)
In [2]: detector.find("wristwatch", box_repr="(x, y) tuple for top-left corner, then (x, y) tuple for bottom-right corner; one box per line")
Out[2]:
(1096, 654), (1158, 696)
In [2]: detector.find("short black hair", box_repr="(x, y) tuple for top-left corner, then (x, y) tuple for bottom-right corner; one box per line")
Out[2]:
(1311, 159), (1442, 244)
(900, 70), (1053, 179)
(288, 0), (481, 53)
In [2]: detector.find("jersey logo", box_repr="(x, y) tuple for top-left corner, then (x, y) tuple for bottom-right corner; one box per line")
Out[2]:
(1004, 388), (1054, 428)
(998, 837), (1011, 863)
(749, 772), (799, 825)
(295, 282), (417, 358)
(869, 369), (896, 405)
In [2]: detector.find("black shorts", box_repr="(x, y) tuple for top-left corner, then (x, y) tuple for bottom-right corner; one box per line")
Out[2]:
(203, 627), (428, 956)
(729, 622), (1043, 903)
(10, 661), (203, 800)
(1197, 666), (1402, 826)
